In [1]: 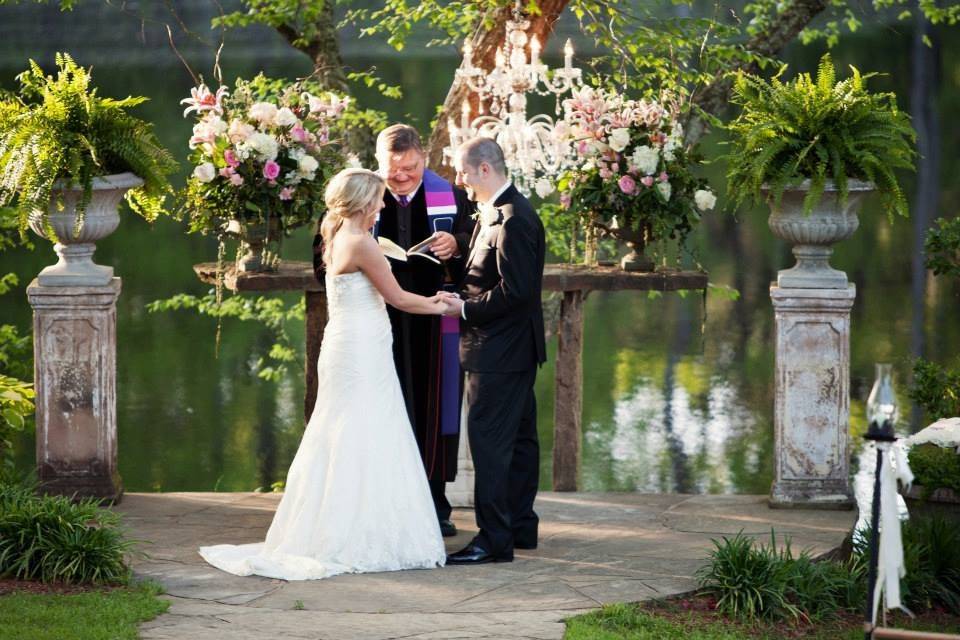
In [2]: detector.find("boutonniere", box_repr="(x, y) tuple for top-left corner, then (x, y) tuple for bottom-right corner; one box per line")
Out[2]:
(477, 203), (503, 227)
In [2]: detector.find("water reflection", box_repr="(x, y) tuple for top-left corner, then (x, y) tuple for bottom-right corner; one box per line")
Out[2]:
(2, 26), (959, 494)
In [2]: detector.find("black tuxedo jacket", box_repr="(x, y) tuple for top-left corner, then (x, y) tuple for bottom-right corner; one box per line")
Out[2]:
(456, 184), (547, 373)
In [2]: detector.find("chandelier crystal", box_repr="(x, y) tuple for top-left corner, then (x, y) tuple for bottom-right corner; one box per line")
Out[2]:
(444, 1), (582, 195)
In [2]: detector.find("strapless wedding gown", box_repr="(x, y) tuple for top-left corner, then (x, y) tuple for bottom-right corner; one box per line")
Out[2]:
(199, 270), (446, 580)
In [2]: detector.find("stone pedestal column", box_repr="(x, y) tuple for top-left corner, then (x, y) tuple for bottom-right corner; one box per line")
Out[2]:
(27, 278), (122, 503)
(769, 285), (855, 509)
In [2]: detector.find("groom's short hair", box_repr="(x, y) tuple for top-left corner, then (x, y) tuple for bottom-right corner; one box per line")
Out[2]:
(376, 124), (424, 157)
(461, 137), (507, 177)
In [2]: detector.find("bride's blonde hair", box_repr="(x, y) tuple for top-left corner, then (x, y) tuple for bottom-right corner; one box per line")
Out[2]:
(320, 168), (386, 264)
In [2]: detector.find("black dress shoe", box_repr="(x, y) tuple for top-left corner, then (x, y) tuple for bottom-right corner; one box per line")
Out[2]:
(446, 543), (513, 565)
(439, 519), (457, 537)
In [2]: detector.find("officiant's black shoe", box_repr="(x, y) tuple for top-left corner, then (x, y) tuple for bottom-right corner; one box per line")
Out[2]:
(446, 543), (513, 565)
(439, 519), (457, 537)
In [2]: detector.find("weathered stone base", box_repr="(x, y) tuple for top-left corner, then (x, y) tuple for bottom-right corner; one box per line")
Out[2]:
(39, 469), (124, 504)
(27, 278), (123, 503)
(769, 285), (856, 510)
(769, 479), (854, 510)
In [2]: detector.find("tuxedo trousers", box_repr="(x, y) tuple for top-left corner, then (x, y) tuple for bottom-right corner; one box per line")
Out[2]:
(465, 368), (539, 555)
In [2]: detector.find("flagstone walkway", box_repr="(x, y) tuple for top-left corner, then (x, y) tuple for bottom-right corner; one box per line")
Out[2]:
(117, 492), (856, 640)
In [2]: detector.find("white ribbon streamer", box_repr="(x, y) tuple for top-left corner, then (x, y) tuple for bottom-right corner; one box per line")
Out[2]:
(871, 440), (915, 623)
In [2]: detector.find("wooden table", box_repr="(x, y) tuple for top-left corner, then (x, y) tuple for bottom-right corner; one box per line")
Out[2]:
(194, 261), (326, 423)
(541, 264), (708, 491)
(195, 261), (708, 491)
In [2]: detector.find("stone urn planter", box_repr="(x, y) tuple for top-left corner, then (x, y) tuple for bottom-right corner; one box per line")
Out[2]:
(613, 221), (655, 272)
(27, 172), (144, 287)
(764, 179), (873, 289)
(225, 215), (281, 273)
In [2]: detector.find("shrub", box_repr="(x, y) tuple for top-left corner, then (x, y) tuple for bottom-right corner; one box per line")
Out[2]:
(0, 482), (136, 584)
(909, 359), (960, 423)
(907, 443), (960, 497)
(697, 531), (863, 622)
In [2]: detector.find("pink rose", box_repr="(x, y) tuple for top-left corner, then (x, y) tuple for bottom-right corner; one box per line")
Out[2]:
(279, 187), (295, 201)
(224, 149), (240, 168)
(290, 124), (308, 143)
(218, 166), (234, 178)
(618, 175), (637, 195)
(560, 193), (572, 209)
(599, 167), (613, 179)
(641, 176), (655, 188)
(229, 173), (244, 186)
(263, 161), (281, 180)
(611, 163), (619, 173)
(659, 171), (669, 182)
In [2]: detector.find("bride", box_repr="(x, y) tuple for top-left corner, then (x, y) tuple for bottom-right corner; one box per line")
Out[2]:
(200, 168), (450, 580)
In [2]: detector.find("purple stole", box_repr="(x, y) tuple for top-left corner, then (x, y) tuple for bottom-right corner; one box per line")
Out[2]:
(374, 169), (461, 437)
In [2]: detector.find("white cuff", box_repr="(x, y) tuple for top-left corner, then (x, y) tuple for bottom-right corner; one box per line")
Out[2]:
(460, 303), (467, 320)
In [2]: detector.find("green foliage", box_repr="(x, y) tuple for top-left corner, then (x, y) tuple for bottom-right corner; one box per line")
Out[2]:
(0, 580), (169, 640)
(908, 443), (960, 497)
(696, 531), (862, 622)
(725, 54), (916, 219)
(0, 482), (137, 584)
(0, 53), (177, 232)
(147, 292), (304, 382)
(909, 358), (960, 422)
(925, 216), (960, 279)
(344, 0), (506, 51)
(0, 375), (34, 479)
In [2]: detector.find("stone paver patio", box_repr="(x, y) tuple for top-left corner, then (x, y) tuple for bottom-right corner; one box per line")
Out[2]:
(117, 492), (856, 640)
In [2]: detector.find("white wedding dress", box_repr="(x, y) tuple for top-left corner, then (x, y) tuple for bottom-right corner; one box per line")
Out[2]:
(199, 270), (446, 580)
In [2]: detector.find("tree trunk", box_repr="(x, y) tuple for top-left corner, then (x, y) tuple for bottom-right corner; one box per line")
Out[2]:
(275, 1), (348, 93)
(687, 0), (830, 144)
(909, 3), (941, 429)
(425, 0), (571, 177)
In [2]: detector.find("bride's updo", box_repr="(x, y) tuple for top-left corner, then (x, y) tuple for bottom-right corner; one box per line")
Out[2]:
(320, 168), (386, 264)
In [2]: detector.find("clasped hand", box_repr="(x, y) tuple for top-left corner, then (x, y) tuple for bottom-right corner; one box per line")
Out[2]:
(429, 290), (463, 316)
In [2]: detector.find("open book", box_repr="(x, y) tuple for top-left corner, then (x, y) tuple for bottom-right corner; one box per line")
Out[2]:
(378, 234), (441, 264)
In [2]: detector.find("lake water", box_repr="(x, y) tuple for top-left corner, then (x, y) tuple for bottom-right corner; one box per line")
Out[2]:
(2, 17), (958, 494)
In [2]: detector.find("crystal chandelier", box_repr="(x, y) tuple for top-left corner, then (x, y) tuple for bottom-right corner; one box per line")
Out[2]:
(444, 1), (582, 195)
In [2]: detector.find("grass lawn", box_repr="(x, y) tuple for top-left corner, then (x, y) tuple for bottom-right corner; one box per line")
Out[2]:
(0, 580), (169, 640)
(565, 596), (960, 640)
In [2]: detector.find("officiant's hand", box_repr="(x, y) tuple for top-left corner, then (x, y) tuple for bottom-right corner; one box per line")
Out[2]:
(430, 231), (459, 261)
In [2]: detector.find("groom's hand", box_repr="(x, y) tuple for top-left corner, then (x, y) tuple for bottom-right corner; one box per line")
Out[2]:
(442, 296), (464, 317)
(431, 232), (459, 261)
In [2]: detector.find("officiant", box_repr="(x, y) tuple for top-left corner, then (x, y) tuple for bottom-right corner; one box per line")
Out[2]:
(313, 124), (475, 537)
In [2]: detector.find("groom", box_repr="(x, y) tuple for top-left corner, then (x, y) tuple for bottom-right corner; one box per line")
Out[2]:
(443, 137), (547, 564)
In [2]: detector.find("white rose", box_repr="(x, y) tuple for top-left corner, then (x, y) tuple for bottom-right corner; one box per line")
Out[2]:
(274, 107), (299, 127)
(534, 178), (555, 199)
(193, 162), (216, 183)
(245, 132), (279, 161)
(630, 145), (659, 175)
(297, 154), (319, 176)
(249, 102), (278, 125)
(694, 189), (717, 211)
(345, 153), (362, 168)
(608, 128), (631, 152)
(656, 181), (672, 202)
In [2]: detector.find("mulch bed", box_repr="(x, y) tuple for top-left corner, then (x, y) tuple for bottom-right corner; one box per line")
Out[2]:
(643, 592), (960, 638)
(0, 578), (121, 596)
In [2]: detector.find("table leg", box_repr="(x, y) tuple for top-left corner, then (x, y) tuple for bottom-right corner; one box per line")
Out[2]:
(553, 289), (584, 491)
(304, 290), (327, 422)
